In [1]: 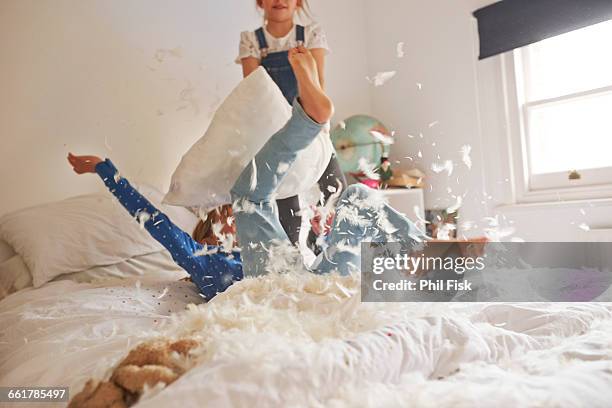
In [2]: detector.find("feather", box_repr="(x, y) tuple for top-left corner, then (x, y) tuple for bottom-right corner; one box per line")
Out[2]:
(157, 288), (169, 299)
(137, 211), (150, 229)
(367, 71), (397, 87)
(436, 223), (456, 240)
(431, 160), (454, 177)
(369, 130), (394, 145)
(249, 159), (257, 192)
(358, 158), (380, 180)
(460, 145), (473, 169)
(396, 42), (405, 58)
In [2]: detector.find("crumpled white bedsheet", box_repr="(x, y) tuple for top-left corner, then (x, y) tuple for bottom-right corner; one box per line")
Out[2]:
(0, 277), (202, 403)
(1, 272), (612, 408)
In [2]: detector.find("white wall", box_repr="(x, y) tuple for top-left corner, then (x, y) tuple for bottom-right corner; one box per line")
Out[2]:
(309, 0), (371, 122)
(0, 0), (370, 216)
(363, 0), (491, 237)
(362, 0), (612, 241)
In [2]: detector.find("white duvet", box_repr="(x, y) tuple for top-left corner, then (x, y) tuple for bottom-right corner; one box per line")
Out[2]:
(1, 271), (612, 408)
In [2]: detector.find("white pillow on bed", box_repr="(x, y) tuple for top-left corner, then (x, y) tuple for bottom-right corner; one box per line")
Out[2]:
(0, 185), (198, 288)
(163, 66), (333, 210)
(0, 255), (32, 300)
(0, 251), (190, 302)
(0, 240), (15, 264)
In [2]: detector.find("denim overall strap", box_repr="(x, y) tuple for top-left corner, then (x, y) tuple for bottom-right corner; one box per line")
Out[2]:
(296, 25), (305, 45)
(255, 27), (269, 57)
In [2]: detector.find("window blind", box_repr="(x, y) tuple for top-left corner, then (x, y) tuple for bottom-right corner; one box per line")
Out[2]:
(474, 0), (612, 60)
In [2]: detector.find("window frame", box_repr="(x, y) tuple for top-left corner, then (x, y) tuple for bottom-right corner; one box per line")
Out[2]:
(503, 46), (612, 204)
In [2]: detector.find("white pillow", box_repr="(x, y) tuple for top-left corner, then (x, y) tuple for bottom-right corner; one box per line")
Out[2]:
(0, 240), (15, 264)
(0, 255), (32, 300)
(0, 251), (190, 302)
(0, 185), (199, 288)
(163, 66), (333, 210)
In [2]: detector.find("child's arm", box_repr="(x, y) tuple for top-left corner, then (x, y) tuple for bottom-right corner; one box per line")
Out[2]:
(67, 154), (243, 299)
(238, 31), (260, 78)
(241, 57), (260, 78)
(67, 153), (205, 262)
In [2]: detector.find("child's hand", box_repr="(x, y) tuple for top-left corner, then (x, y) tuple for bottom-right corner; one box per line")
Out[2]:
(67, 153), (103, 174)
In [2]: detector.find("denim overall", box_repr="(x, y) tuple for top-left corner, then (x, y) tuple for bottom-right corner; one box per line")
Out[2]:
(255, 25), (305, 104)
(255, 25), (347, 249)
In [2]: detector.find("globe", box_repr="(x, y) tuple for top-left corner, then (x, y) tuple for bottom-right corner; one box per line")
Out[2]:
(330, 115), (391, 174)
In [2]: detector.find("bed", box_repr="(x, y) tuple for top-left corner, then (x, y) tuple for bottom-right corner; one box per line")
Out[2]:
(1, 192), (612, 407)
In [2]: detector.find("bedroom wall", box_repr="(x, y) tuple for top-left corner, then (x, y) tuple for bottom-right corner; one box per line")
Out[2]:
(362, 0), (612, 241)
(0, 0), (370, 216)
(363, 0), (492, 238)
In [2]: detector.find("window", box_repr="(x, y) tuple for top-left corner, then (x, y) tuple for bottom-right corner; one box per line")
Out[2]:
(514, 19), (612, 194)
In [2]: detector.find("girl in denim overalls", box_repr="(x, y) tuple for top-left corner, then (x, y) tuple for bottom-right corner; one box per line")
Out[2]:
(237, 0), (346, 249)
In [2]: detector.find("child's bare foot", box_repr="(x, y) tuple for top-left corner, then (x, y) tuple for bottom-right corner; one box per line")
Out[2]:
(288, 46), (333, 124)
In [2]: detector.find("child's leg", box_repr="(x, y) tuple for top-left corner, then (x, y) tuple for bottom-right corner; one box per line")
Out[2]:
(312, 184), (420, 275)
(231, 100), (324, 277)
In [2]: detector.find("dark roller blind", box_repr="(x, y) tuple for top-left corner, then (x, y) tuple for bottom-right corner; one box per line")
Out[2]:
(474, 0), (612, 60)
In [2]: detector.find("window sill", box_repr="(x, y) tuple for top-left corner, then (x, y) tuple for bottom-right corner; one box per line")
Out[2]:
(514, 182), (612, 204)
(496, 196), (612, 213)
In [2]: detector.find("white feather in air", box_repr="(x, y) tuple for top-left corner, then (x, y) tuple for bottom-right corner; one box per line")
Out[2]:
(369, 130), (394, 145)
(367, 71), (397, 87)
(460, 145), (473, 169)
(358, 158), (380, 180)
(436, 223), (456, 240)
(249, 159), (257, 192)
(396, 42), (405, 58)
(137, 211), (150, 229)
(431, 160), (454, 177)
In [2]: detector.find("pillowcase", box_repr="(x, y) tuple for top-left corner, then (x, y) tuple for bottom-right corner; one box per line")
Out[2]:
(0, 255), (32, 300)
(163, 66), (333, 210)
(0, 251), (190, 302)
(0, 240), (15, 264)
(0, 185), (198, 288)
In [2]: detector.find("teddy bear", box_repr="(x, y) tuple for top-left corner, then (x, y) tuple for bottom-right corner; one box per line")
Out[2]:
(68, 338), (200, 408)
